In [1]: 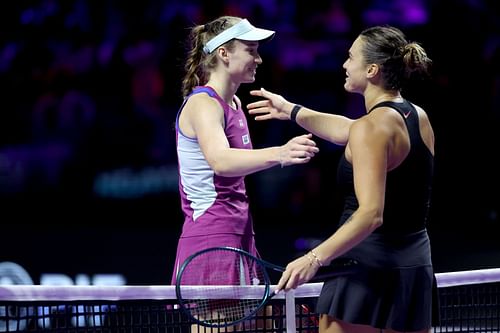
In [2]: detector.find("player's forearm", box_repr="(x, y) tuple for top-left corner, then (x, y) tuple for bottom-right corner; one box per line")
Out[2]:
(210, 147), (281, 177)
(312, 210), (382, 265)
(294, 107), (353, 146)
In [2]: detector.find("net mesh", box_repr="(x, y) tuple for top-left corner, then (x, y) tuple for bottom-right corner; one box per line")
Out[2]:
(1, 268), (500, 332)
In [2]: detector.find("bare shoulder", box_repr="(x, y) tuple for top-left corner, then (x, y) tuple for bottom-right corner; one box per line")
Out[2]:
(411, 102), (428, 119)
(354, 107), (400, 135)
(345, 112), (394, 165)
(179, 93), (224, 137)
(182, 93), (224, 125)
(349, 112), (392, 144)
(410, 102), (435, 155)
(184, 93), (221, 114)
(350, 115), (375, 133)
(410, 102), (433, 129)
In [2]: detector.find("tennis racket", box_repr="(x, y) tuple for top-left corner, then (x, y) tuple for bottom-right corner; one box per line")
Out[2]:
(175, 246), (359, 328)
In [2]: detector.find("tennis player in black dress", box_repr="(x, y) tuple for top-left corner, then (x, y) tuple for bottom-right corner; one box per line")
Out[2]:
(247, 25), (439, 333)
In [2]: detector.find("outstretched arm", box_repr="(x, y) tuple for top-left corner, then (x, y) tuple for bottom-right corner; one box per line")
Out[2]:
(182, 93), (320, 177)
(248, 88), (354, 146)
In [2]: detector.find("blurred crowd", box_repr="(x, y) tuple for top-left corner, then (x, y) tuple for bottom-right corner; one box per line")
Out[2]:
(0, 0), (498, 228)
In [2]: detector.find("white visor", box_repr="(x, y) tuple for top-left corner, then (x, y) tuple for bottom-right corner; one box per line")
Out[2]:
(203, 19), (275, 54)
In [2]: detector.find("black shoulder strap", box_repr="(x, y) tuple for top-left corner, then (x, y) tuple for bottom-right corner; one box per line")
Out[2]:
(369, 101), (401, 113)
(368, 100), (418, 120)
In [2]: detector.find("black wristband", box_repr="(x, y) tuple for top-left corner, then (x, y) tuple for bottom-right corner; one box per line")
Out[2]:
(290, 104), (303, 122)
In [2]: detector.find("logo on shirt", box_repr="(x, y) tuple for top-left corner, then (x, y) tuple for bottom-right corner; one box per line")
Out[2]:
(238, 119), (245, 128)
(242, 134), (250, 145)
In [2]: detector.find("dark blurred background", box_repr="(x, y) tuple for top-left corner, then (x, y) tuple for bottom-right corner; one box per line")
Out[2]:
(0, 0), (498, 285)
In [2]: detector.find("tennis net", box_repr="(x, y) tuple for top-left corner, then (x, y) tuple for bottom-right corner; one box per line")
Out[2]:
(1, 268), (499, 332)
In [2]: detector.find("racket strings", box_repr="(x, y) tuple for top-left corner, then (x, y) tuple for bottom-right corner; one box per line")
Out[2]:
(178, 248), (269, 326)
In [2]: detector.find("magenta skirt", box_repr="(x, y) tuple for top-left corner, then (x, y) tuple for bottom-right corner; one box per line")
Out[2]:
(170, 233), (259, 285)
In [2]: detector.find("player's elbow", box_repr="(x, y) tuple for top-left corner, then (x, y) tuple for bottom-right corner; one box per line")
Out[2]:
(210, 160), (236, 177)
(206, 148), (244, 176)
(368, 207), (384, 229)
(358, 207), (384, 231)
(371, 215), (384, 230)
(211, 162), (228, 176)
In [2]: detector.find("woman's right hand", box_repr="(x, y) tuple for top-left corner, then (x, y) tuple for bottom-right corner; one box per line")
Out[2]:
(247, 88), (294, 121)
(275, 252), (320, 293)
(279, 133), (319, 167)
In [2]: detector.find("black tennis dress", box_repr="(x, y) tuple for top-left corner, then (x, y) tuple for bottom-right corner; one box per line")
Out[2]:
(316, 100), (440, 331)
